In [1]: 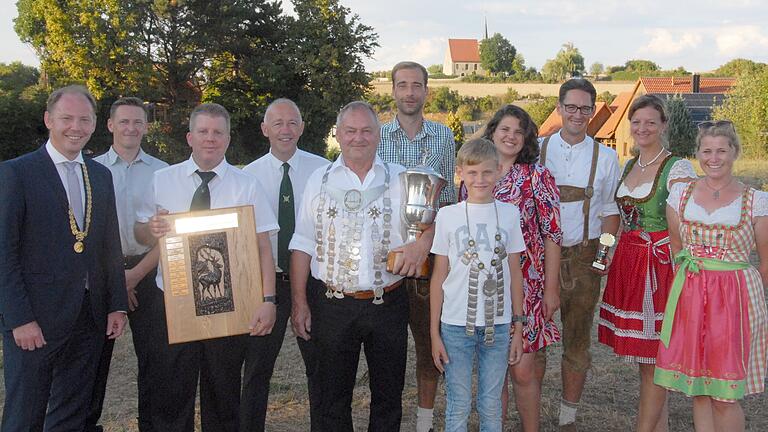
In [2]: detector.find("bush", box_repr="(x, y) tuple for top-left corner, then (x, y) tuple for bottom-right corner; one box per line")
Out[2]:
(425, 86), (461, 113)
(502, 88), (520, 104)
(456, 104), (475, 121)
(526, 96), (559, 127)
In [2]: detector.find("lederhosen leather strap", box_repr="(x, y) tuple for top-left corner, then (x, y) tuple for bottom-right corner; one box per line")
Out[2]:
(540, 136), (600, 245)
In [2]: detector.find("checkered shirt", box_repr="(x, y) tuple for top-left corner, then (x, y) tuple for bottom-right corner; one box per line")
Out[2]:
(378, 118), (457, 204)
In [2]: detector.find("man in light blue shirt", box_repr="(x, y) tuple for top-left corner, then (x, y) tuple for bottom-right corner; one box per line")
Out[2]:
(89, 97), (168, 432)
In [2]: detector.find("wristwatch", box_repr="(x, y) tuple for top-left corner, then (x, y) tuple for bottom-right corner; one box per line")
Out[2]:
(263, 295), (278, 305)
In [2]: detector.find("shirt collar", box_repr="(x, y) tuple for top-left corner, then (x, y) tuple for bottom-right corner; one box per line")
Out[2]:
(267, 148), (300, 171)
(104, 146), (148, 166)
(184, 156), (229, 180)
(389, 117), (436, 139)
(46, 140), (84, 165)
(331, 153), (386, 174)
(556, 130), (590, 150)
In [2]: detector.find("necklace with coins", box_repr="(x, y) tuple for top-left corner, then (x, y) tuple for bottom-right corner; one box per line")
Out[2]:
(69, 163), (93, 254)
(315, 163), (392, 304)
(460, 200), (507, 344)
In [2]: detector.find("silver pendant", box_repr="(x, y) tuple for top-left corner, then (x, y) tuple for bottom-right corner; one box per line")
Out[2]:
(373, 286), (384, 305)
(343, 189), (363, 211)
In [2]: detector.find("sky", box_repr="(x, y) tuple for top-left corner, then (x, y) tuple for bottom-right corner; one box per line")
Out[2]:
(2, 0), (767, 73)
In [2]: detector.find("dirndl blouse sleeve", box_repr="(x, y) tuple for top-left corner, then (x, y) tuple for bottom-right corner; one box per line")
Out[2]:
(666, 181), (688, 214)
(666, 159), (697, 189)
(754, 190), (768, 217)
(531, 164), (563, 246)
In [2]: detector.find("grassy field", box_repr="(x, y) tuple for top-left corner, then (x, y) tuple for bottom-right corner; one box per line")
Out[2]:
(1, 283), (767, 431)
(370, 80), (637, 98)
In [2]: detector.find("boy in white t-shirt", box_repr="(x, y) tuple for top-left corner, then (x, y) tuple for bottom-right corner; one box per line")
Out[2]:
(430, 138), (526, 432)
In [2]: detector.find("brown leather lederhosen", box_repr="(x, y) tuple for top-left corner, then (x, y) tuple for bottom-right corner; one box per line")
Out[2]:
(540, 135), (600, 246)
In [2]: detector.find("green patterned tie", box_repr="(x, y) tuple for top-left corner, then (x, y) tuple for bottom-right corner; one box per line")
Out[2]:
(277, 162), (294, 272)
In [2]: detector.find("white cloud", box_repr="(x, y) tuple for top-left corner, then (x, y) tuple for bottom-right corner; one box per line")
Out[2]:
(715, 25), (768, 55)
(639, 29), (703, 56)
(369, 37), (446, 71)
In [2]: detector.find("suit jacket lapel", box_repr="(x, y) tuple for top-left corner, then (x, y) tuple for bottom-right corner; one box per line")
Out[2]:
(34, 145), (69, 213)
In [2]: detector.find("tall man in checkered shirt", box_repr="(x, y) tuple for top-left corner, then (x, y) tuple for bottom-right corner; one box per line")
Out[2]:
(377, 61), (457, 432)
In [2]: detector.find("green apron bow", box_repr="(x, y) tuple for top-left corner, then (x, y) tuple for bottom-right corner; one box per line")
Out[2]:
(659, 250), (749, 347)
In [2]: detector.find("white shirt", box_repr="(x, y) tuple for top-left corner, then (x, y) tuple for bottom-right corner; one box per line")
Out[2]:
(46, 140), (85, 217)
(290, 155), (407, 291)
(431, 201), (526, 326)
(94, 147), (168, 256)
(242, 149), (329, 271)
(540, 132), (621, 247)
(137, 157), (280, 290)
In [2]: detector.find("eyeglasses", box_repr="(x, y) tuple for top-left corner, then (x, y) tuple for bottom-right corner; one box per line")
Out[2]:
(698, 120), (734, 131)
(561, 104), (595, 115)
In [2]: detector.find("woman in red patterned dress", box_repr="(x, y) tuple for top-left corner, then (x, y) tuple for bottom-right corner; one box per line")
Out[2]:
(460, 105), (562, 431)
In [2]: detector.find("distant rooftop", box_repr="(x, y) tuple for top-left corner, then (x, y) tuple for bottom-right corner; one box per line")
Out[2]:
(639, 76), (736, 94)
(447, 39), (481, 63)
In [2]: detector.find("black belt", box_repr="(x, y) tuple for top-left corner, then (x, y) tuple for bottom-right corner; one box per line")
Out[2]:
(276, 272), (290, 282)
(124, 253), (148, 269)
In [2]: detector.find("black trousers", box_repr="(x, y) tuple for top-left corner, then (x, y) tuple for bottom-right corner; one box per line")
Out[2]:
(145, 285), (246, 432)
(240, 276), (323, 432)
(314, 283), (409, 432)
(86, 258), (159, 432)
(2, 292), (102, 432)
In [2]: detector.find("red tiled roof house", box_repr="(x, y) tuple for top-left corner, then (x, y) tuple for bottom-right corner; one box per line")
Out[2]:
(443, 39), (487, 77)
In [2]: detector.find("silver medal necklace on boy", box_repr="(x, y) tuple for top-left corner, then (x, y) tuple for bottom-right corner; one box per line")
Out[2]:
(315, 163), (392, 304)
(460, 200), (507, 345)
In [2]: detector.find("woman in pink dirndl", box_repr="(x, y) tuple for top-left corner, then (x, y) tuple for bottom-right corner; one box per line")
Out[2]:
(655, 121), (768, 431)
(598, 95), (696, 431)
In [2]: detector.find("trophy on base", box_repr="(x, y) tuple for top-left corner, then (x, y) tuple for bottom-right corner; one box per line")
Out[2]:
(591, 232), (617, 271)
(386, 164), (446, 278)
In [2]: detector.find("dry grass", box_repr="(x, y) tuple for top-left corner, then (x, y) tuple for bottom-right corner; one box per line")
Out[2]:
(688, 158), (767, 189)
(2, 295), (767, 431)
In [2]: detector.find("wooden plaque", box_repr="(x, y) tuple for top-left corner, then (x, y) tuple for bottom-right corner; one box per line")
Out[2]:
(159, 205), (262, 344)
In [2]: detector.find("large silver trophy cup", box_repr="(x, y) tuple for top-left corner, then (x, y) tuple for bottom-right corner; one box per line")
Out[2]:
(386, 165), (447, 278)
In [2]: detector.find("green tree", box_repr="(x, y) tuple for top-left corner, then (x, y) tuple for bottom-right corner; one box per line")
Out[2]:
(446, 111), (464, 149)
(479, 33), (516, 76)
(281, 0), (377, 157)
(502, 88), (520, 104)
(713, 58), (767, 77)
(526, 96), (558, 127)
(665, 94), (697, 157)
(713, 68), (768, 159)
(589, 62), (604, 77)
(597, 91), (616, 105)
(427, 64), (442, 75)
(0, 63), (48, 161)
(541, 43), (585, 83)
(0, 62), (40, 93)
(15, 0), (377, 162)
(624, 59), (660, 72)
(425, 87), (461, 113)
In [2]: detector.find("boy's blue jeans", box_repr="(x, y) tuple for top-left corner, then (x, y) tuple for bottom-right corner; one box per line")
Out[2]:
(441, 322), (510, 432)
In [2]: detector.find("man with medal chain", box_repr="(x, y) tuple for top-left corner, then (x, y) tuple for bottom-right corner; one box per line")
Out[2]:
(0, 85), (127, 431)
(290, 101), (433, 431)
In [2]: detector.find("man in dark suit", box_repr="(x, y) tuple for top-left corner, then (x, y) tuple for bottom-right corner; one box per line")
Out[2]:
(0, 85), (128, 432)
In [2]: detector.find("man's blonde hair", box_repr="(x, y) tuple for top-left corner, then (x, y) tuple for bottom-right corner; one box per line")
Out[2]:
(456, 138), (499, 166)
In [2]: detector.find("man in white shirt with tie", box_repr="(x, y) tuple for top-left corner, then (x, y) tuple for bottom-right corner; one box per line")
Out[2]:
(539, 79), (621, 430)
(241, 98), (328, 430)
(134, 103), (279, 431)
